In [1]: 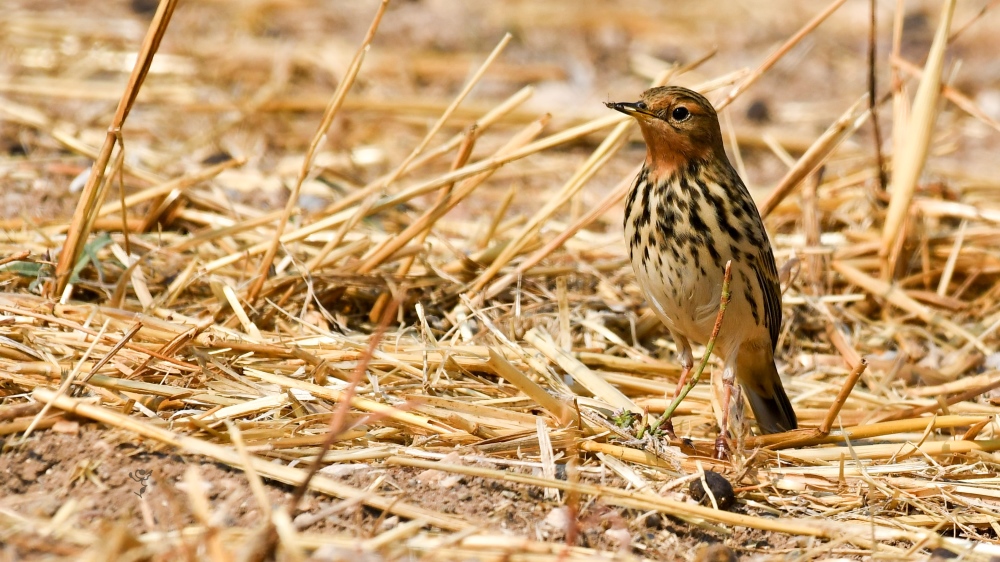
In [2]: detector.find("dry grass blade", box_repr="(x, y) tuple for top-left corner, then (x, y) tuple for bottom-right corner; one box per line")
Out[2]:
(467, 117), (631, 295)
(52, 0), (179, 297)
(482, 169), (636, 300)
(32, 388), (469, 532)
(6, 3), (1000, 559)
(760, 95), (870, 217)
(288, 294), (399, 515)
(832, 261), (987, 353)
(716, 0), (848, 110)
(362, 126), (479, 321)
(357, 115), (545, 275)
(487, 348), (573, 425)
(247, 0), (390, 303)
(780, 437), (1000, 463)
(881, 0), (956, 274)
(818, 358), (867, 434)
(892, 55), (1000, 134)
(749, 414), (989, 449)
(526, 327), (639, 414)
(199, 114), (621, 275)
(95, 158), (244, 222)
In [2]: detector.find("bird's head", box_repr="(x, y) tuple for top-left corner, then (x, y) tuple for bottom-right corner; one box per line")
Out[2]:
(606, 86), (726, 176)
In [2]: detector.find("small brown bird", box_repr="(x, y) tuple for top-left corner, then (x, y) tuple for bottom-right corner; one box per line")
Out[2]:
(606, 86), (796, 441)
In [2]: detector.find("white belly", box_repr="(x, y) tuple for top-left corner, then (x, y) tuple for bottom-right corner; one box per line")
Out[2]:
(632, 254), (719, 344)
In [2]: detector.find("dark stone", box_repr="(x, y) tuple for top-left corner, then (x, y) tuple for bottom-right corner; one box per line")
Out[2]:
(689, 471), (735, 510)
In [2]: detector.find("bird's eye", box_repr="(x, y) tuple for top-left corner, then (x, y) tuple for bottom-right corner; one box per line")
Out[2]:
(672, 106), (691, 121)
(636, 101), (647, 110)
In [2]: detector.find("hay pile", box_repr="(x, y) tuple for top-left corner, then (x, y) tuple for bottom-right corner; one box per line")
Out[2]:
(2, 0), (1000, 560)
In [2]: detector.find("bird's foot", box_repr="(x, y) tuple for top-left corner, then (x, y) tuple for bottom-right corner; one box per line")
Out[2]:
(662, 418), (678, 441)
(713, 433), (730, 461)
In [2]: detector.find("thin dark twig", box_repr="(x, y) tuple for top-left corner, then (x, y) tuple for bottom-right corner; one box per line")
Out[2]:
(949, 0), (999, 42)
(869, 0), (888, 191)
(879, 370), (1000, 422)
(819, 359), (867, 434)
(288, 292), (401, 511)
(80, 322), (143, 385)
(244, 291), (402, 562)
(0, 251), (29, 268)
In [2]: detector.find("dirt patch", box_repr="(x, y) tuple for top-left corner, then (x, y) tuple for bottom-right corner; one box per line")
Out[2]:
(3, 423), (789, 560)
(2, 0), (1000, 561)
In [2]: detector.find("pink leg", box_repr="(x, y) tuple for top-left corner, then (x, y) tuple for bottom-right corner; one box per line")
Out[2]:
(714, 363), (737, 460)
(664, 337), (693, 439)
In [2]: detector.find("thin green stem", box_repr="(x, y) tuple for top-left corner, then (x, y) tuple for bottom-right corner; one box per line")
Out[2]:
(644, 260), (733, 437)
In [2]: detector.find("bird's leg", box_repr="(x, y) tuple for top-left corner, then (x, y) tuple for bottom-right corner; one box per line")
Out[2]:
(672, 341), (694, 395)
(714, 364), (737, 460)
(663, 337), (693, 440)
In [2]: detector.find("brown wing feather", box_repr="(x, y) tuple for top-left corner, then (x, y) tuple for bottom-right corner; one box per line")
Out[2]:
(752, 247), (783, 351)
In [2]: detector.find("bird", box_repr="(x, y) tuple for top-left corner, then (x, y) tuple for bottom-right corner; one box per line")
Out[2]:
(605, 86), (797, 447)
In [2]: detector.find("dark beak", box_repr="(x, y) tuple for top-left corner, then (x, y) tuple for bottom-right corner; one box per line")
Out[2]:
(605, 101), (651, 118)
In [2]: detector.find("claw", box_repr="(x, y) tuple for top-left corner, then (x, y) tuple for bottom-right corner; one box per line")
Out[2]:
(713, 432), (730, 460)
(662, 418), (677, 440)
(716, 363), (736, 462)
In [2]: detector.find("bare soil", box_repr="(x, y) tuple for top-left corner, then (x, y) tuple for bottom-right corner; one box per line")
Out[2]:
(2, 0), (1000, 561)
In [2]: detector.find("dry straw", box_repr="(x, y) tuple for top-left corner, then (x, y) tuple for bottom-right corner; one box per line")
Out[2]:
(3, 1), (1000, 561)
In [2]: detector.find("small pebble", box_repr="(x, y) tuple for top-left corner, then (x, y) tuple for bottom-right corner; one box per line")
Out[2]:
(130, 0), (159, 15)
(929, 547), (958, 560)
(201, 151), (233, 165)
(746, 99), (771, 123)
(554, 463), (567, 480)
(694, 543), (738, 562)
(689, 471), (735, 510)
(643, 513), (662, 528)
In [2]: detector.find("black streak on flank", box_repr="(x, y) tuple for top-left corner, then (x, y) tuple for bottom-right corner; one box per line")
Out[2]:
(741, 269), (760, 326)
(739, 191), (758, 219)
(751, 261), (779, 344)
(697, 177), (713, 207)
(631, 229), (642, 250)
(624, 169), (647, 230)
(657, 215), (672, 236)
(656, 188), (669, 222)
(635, 176), (653, 231)
(637, 200), (652, 230)
(675, 192), (690, 214)
(717, 199), (743, 244)
(687, 200), (708, 237)
(754, 249), (783, 348)
(624, 191), (638, 224)
(699, 178), (742, 245)
(706, 241), (721, 267)
(730, 197), (747, 221)
(689, 240), (701, 271)
(682, 175), (702, 205)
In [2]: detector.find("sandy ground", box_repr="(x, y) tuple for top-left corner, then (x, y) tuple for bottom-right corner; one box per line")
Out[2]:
(2, 0), (1000, 560)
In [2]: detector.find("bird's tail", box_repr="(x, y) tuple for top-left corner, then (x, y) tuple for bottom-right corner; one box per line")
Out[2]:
(737, 351), (797, 435)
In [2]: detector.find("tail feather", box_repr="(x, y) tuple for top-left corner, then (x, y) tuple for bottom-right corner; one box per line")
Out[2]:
(738, 352), (797, 435)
